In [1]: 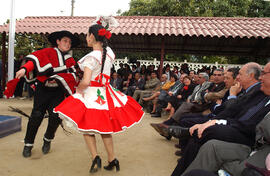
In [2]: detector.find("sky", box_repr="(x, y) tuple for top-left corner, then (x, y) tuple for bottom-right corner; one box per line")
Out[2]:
(0, 0), (131, 25)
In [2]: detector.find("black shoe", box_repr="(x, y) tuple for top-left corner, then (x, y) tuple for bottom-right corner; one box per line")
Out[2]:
(167, 126), (190, 139)
(150, 123), (172, 140)
(175, 150), (182, 157)
(22, 146), (33, 158)
(42, 140), (51, 154)
(151, 113), (161, 118)
(104, 158), (120, 171)
(90, 155), (102, 173)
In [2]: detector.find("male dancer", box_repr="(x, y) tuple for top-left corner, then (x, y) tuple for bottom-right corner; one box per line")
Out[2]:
(15, 30), (79, 157)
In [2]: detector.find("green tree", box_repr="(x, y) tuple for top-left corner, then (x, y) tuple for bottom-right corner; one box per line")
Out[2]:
(123, 0), (270, 17)
(14, 33), (49, 58)
(248, 0), (270, 17)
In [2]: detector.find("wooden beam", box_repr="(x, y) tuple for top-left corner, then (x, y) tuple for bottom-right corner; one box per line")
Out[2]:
(159, 38), (165, 77)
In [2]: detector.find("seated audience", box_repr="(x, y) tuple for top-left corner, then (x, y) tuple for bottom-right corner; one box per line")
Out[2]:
(110, 71), (122, 90)
(122, 73), (133, 92)
(125, 72), (145, 96)
(165, 76), (196, 119)
(167, 62), (269, 176)
(133, 71), (160, 104)
(143, 74), (177, 114)
(151, 72), (211, 118)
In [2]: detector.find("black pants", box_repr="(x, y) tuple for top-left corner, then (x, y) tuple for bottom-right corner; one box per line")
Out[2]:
(171, 125), (253, 176)
(183, 169), (218, 176)
(14, 78), (25, 97)
(177, 115), (210, 149)
(24, 82), (65, 144)
(168, 95), (184, 110)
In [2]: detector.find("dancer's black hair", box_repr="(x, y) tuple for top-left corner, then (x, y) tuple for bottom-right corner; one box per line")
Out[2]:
(88, 24), (109, 74)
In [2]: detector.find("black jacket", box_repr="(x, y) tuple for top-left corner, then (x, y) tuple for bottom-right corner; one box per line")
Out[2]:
(215, 83), (265, 121)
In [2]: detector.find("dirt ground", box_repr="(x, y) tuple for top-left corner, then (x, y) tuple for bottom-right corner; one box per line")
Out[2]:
(0, 98), (179, 176)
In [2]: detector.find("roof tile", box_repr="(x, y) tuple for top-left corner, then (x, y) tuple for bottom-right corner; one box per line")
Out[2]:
(0, 16), (269, 39)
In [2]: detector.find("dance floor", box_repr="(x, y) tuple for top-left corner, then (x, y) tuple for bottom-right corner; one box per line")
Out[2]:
(0, 98), (178, 176)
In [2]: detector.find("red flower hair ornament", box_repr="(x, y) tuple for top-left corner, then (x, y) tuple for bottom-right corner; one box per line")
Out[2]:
(98, 28), (112, 40)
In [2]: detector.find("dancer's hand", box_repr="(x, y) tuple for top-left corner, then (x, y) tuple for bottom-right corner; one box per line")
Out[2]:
(76, 88), (84, 97)
(15, 68), (26, 79)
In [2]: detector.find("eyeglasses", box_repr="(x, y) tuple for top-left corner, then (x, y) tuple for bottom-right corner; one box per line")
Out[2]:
(213, 74), (223, 76)
(261, 71), (270, 76)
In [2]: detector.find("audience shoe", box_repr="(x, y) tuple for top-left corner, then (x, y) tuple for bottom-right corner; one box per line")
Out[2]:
(167, 126), (190, 139)
(175, 150), (182, 157)
(22, 146), (33, 158)
(104, 158), (120, 171)
(90, 155), (102, 173)
(151, 113), (161, 118)
(150, 123), (172, 140)
(42, 140), (51, 154)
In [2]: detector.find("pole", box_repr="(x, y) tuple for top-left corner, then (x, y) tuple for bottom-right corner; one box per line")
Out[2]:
(8, 0), (16, 81)
(71, 0), (75, 16)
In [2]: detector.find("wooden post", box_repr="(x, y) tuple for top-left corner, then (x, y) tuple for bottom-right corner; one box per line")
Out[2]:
(1, 32), (7, 91)
(159, 38), (165, 78)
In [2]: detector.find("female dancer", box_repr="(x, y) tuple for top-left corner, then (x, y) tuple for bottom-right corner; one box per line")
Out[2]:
(54, 19), (144, 173)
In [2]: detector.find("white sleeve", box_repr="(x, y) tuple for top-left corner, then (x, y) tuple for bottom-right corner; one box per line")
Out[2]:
(81, 56), (99, 71)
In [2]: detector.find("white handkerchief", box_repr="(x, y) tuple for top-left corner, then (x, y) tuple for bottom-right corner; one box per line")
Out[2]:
(265, 99), (270, 107)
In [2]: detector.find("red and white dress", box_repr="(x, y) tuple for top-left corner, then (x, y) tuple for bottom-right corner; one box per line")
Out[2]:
(54, 47), (144, 134)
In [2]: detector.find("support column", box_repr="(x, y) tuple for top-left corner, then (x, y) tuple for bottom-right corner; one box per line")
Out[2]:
(1, 32), (7, 92)
(159, 38), (165, 78)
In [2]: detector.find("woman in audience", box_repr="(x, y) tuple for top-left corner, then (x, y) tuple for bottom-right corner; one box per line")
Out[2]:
(143, 74), (177, 113)
(122, 73), (133, 93)
(165, 76), (196, 119)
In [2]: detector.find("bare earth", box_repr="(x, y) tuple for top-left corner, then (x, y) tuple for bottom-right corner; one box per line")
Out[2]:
(0, 98), (178, 176)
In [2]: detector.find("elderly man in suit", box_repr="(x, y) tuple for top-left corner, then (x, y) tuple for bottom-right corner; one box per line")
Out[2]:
(169, 62), (270, 176)
(110, 71), (123, 91)
(171, 67), (240, 156)
(181, 62), (270, 176)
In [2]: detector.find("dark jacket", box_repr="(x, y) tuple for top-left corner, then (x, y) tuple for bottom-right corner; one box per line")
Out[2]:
(176, 83), (197, 101)
(215, 83), (265, 120)
(110, 78), (123, 90)
(215, 83), (268, 143)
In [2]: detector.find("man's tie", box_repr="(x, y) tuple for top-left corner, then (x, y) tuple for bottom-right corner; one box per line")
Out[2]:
(239, 97), (270, 121)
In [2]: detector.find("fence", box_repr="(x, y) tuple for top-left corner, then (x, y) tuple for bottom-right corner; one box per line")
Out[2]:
(113, 57), (243, 72)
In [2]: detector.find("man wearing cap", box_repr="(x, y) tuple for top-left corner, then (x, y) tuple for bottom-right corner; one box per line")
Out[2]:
(15, 30), (80, 158)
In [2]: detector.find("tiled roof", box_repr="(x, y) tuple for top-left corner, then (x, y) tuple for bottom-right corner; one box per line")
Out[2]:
(0, 16), (270, 39)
